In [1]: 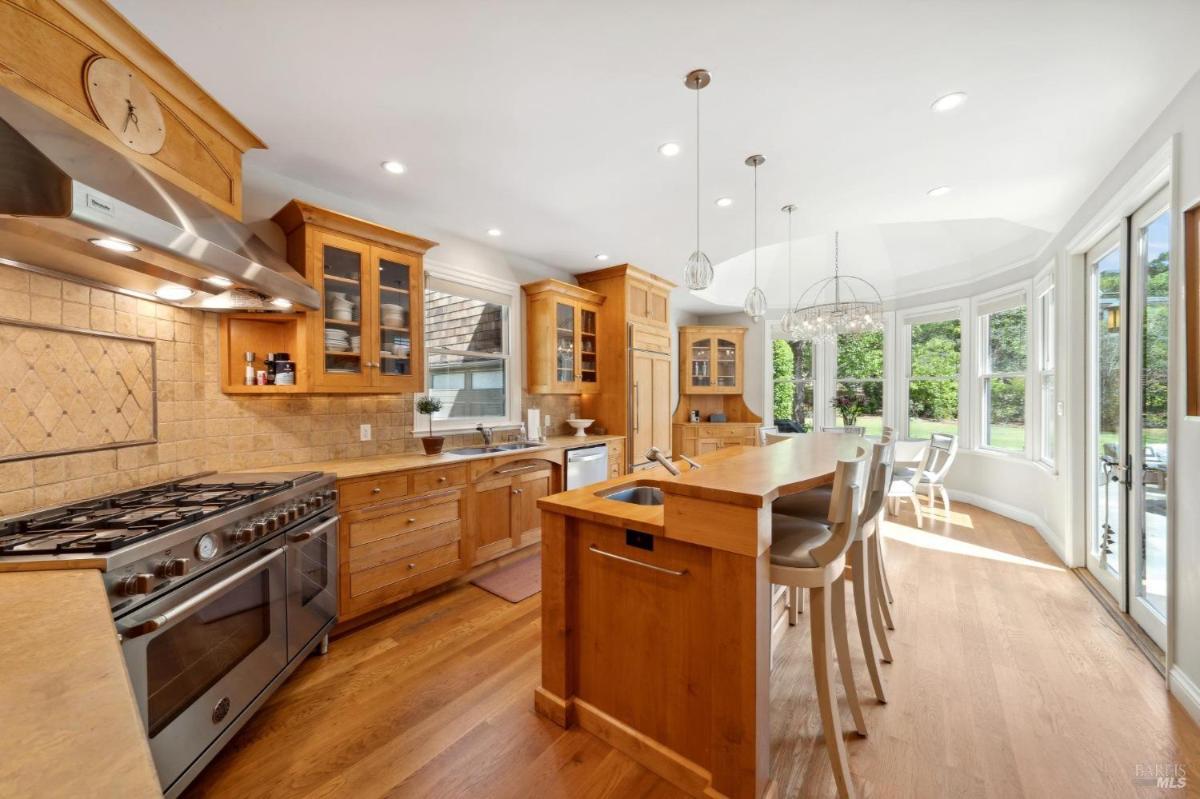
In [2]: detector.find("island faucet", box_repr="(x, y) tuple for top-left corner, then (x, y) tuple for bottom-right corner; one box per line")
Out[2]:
(477, 424), (494, 446)
(644, 446), (680, 476)
(678, 453), (702, 470)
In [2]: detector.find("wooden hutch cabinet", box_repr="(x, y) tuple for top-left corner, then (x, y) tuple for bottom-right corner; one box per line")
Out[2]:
(268, 200), (437, 393)
(523, 280), (605, 394)
(672, 325), (762, 457)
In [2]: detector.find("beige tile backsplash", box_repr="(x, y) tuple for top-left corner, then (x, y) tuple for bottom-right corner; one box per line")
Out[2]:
(0, 266), (587, 517)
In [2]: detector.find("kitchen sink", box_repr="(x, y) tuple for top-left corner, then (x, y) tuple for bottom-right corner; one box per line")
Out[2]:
(444, 441), (547, 456)
(599, 486), (664, 506)
(444, 446), (498, 456)
(496, 441), (545, 451)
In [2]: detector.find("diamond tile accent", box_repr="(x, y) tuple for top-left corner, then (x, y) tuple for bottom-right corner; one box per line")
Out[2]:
(0, 321), (155, 461)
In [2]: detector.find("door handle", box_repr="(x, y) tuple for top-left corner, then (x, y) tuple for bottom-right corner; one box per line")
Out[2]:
(633, 382), (640, 432)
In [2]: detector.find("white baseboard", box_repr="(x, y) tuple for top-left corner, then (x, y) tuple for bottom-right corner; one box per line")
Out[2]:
(946, 489), (1069, 565)
(1169, 665), (1200, 727)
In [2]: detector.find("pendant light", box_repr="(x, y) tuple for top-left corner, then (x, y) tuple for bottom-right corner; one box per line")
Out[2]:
(779, 204), (800, 338)
(683, 69), (714, 290)
(742, 154), (767, 321)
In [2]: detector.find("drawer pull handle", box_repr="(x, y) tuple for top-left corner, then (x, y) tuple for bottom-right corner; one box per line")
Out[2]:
(588, 544), (688, 577)
(496, 465), (537, 475)
(407, 517), (417, 523)
(371, 487), (382, 495)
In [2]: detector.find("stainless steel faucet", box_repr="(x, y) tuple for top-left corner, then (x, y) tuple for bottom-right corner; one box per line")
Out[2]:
(644, 446), (680, 476)
(678, 453), (702, 471)
(477, 424), (494, 446)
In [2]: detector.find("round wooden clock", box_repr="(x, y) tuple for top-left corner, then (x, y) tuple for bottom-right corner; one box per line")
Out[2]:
(84, 56), (166, 155)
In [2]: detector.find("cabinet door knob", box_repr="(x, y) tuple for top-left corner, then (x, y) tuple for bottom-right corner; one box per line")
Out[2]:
(437, 476), (447, 483)
(371, 487), (382, 494)
(407, 517), (417, 523)
(408, 562), (416, 569)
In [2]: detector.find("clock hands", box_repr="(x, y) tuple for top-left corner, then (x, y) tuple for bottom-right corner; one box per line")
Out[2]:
(122, 98), (140, 134)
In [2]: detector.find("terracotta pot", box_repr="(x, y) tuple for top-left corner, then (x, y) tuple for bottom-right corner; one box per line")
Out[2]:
(421, 436), (445, 455)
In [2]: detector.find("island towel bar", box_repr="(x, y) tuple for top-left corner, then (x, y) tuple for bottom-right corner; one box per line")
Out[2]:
(588, 545), (688, 577)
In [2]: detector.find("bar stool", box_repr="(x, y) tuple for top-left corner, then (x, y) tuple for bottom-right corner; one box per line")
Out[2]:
(769, 447), (867, 799)
(774, 430), (897, 700)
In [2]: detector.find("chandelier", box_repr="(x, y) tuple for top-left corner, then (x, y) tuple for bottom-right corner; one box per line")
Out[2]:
(791, 231), (883, 341)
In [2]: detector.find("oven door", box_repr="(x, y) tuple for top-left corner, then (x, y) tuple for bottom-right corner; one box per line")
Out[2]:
(118, 540), (287, 791)
(285, 513), (339, 660)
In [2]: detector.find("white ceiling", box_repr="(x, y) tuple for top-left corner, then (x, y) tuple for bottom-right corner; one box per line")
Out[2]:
(113, 0), (1200, 311)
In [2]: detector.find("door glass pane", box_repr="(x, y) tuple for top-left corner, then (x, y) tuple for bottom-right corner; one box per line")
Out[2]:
(1140, 211), (1169, 616)
(298, 537), (329, 607)
(580, 309), (597, 384)
(322, 245), (363, 376)
(716, 339), (737, 387)
(690, 338), (711, 387)
(378, 257), (412, 377)
(146, 572), (270, 737)
(555, 303), (575, 383)
(1094, 246), (1122, 574)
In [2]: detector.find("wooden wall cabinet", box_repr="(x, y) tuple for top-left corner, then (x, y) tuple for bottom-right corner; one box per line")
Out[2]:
(576, 264), (677, 470)
(523, 280), (605, 394)
(270, 200), (437, 394)
(672, 325), (762, 458)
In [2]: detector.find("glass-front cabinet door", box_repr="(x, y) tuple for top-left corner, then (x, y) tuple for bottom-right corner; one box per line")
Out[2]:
(579, 305), (598, 393)
(316, 232), (370, 388)
(716, 338), (738, 390)
(372, 247), (422, 391)
(689, 336), (712, 390)
(555, 301), (576, 389)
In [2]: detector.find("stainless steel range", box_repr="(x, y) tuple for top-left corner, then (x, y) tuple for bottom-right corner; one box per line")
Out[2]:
(0, 471), (339, 797)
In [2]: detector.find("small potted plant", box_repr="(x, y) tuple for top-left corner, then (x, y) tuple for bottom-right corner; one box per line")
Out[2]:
(830, 390), (865, 428)
(416, 395), (444, 455)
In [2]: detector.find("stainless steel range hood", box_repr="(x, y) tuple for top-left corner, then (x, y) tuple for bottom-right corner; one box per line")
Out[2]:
(0, 86), (319, 311)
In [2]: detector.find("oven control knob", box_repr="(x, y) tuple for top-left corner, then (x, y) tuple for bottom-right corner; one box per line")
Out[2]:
(156, 558), (190, 578)
(253, 519), (269, 536)
(272, 511), (289, 528)
(287, 506), (300, 522)
(309, 495), (323, 510)
(325, 489), (339, 503)
(116, 573), (154, 597)
(229, 527), (254, 545)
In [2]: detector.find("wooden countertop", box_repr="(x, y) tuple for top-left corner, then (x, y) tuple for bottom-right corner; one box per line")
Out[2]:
(245, 434), (625, 480)
(0, 569), (160, 798)
(538, 433), (864, 539)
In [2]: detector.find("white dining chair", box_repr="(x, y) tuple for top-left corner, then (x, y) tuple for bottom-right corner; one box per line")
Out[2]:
(769, 447), (867, 798)
(892, 432), (958, 514)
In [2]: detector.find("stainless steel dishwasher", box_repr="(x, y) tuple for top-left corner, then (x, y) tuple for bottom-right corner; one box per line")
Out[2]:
(565, 443), (609, 489)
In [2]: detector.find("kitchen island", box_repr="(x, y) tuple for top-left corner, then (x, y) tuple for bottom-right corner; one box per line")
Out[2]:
(535, 433), (858, 799)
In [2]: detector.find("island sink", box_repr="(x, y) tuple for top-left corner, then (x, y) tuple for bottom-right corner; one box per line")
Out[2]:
(598, 486), (663, 505)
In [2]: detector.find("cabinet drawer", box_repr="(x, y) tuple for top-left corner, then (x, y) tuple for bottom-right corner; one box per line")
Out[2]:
(349, 520), (462, 573)
(350, 541), (461, 597)
(348, 496), (461, 547)
(411, 464), (467, 494)
(340, 472), (410, 509)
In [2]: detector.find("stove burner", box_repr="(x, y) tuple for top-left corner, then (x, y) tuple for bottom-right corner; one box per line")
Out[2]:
(0, 475), (303, 555)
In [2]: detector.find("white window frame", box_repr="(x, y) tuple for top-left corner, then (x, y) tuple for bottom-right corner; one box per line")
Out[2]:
(1034, 264), (1056, 467)
(415, 261), (522, 434)
(830, 320), (891, 435)
(899, 301), (967, 442)
(973, 284), (1033, 457)
(767, 324), (818, 430)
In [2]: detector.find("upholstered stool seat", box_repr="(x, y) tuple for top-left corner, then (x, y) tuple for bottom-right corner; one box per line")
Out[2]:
(772, 486), (832, 520)
(769, 514), (833, 568)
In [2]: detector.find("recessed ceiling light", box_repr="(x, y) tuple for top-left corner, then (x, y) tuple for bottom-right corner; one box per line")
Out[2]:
(269, 297), (293, 309)
(927, 185), (952, 198)
(89, 237), (139, 253)
(203, 275), (233, 288)
(930, 92), (968, 113)
(658, 141), (682, 158)
(154, 284), (194, 301)
(594, 254), (609, 262)
(381, 160), (406, 174)
(715, 197), (734, 208)
(486, 228), (502, 237)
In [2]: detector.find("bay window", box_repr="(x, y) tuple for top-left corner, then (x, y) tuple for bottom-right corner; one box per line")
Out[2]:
(979, 297), (1028, 453)
(1036, 275), (1056, 465)
(771, 337), (814, 432)
(835, 331), (885, 436)
(905, 315), (961, 440)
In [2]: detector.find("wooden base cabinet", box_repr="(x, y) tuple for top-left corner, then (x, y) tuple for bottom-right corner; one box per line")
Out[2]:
(672, 324), (762, 458)
(673, 422), (760, 457)
(469, 460), (552, 563)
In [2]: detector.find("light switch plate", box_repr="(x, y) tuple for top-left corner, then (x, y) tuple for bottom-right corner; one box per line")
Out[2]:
(360, 424), (372, 441)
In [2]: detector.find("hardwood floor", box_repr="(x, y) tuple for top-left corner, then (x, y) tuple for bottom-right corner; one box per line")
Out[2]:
(184, 503), (1200, 798)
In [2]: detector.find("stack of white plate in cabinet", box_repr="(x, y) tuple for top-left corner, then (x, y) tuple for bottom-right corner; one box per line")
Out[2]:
(381, 303), (404, 328)
(324, 328), (350, 352)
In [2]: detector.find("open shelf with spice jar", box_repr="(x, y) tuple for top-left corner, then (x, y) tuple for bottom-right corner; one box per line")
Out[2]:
(218, 313), (308, 393)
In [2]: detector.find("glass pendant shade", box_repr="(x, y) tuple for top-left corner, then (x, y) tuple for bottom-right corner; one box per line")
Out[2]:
(743, 285), (767, 322)
(684, 249), (714, 290)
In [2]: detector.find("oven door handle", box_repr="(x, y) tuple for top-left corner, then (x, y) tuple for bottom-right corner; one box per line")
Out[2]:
(288, 515), (338, 544)
(119, 547), (285, 641)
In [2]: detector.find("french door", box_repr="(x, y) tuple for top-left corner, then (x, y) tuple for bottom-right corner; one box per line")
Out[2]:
(1085, 187), (1170, 649)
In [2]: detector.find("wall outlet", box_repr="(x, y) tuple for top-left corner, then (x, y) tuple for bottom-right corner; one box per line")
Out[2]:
(359, 424), (372, 442)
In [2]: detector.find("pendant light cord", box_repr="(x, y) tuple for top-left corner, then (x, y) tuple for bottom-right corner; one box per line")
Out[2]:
(834, 231), (840, 306)
(695, 81), (701, 255)
(753, 161), (758, 287)
(787, 208), (793, 310)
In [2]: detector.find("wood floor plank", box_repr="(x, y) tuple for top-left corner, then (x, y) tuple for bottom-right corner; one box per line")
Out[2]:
(183, 502), (1200, 799)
